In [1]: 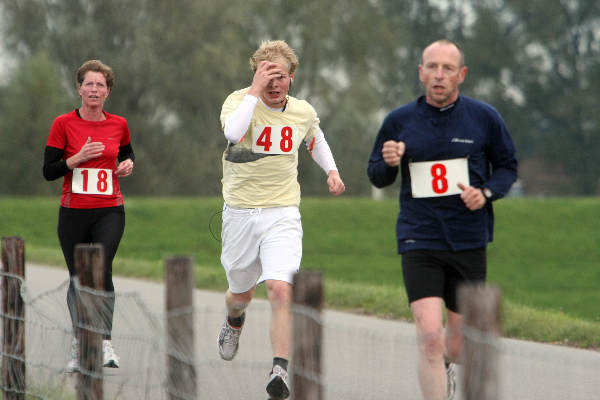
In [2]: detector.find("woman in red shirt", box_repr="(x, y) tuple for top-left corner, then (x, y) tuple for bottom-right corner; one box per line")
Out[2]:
(43, 60), (135, 372)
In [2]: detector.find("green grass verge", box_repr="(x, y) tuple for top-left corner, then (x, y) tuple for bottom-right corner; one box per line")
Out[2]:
(1, 196), (599, 349)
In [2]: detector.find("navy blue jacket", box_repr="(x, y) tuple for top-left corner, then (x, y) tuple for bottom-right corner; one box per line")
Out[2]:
(367, 95), (518, 253)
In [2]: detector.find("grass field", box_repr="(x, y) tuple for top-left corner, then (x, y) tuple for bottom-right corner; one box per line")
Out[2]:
(1, 196), (599, 349)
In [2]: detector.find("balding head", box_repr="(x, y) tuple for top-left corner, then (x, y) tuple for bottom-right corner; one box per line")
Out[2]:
(421, 39), (465, 68)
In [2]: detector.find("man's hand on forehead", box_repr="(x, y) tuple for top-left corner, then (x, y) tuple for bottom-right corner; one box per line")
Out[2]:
(249, 60), (287, 96)
(258, 61), (282, 75)
(266, 62), (286, 74)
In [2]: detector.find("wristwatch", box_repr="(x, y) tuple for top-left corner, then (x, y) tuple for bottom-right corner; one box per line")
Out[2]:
(482, 187), (493, 201)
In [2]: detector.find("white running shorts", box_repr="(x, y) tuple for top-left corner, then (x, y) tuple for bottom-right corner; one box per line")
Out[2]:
(220, 204), (303, 294)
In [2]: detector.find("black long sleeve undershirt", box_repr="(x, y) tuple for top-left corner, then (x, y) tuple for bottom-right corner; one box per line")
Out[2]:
(43, 146), (70, 181)
(43, 144), (136, 181)
(117, 143), (135, 163)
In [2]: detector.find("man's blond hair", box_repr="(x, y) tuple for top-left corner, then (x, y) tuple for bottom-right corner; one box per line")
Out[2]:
(249, 40), (299, 75)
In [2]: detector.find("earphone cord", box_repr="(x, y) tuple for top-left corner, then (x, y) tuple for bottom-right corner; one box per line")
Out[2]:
(208, 210), (223, 242)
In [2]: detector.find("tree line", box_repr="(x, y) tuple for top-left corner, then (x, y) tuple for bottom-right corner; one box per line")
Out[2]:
(1, 0), (598, 197)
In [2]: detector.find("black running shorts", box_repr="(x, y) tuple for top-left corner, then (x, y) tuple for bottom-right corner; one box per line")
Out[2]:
(401, 248), (487, 312)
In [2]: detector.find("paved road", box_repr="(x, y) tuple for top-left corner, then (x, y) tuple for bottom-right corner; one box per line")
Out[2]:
(20, 263), (600, 400)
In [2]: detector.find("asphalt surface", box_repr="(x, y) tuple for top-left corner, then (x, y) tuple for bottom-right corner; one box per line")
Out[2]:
(19, 263), (600, 400)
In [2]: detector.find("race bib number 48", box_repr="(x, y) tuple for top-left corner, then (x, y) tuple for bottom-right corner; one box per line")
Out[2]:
(408, 158), (469, 198)
(252, 125), (299, 154)
(72, 168), (113, 195)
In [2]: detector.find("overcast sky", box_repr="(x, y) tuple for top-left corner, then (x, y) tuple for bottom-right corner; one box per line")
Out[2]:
(0, 6), (16, 84)
(0, 46), (13, 85)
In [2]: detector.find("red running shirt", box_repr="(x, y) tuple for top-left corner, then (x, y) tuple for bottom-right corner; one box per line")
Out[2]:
(46, 110), (132, 208)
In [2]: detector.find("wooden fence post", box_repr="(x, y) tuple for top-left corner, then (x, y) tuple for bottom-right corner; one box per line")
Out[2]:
(165, 256), (196, 400)
(74, 244), (105, 400)
(292, 270), (323, 400)
(1, 237), (26, 400)
(458, 283), (502, 400)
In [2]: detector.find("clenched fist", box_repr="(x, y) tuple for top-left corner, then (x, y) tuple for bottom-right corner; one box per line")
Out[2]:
(382, 140), (405, 167)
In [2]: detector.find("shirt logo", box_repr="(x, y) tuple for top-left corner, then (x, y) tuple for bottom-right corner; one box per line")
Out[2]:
(451, 138), (474, 144)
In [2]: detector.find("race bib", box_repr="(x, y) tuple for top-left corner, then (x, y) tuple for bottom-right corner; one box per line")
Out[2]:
(408, 158), (469, 198)
(251, 125), (299, 154)
(72, 168), (113, 195)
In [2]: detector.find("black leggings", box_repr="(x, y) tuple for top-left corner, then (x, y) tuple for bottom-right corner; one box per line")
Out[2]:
(58, 206), (125, 339)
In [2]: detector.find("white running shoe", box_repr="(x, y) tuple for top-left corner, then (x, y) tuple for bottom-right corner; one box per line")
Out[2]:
(102, 340), (120, 368)
(266, 364), (290, 399)
(66, 338), (80, 373)
(218, 316), (244, 361)
(446, 361), (457, 400)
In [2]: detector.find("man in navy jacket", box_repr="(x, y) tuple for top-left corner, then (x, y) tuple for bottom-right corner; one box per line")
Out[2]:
(367, 39), (517, 400)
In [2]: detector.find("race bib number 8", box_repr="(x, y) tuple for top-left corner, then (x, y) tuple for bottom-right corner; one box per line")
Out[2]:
(72, 168), (113, 195)
(408, 158), (469, 198)
(252, 125), (299, 155)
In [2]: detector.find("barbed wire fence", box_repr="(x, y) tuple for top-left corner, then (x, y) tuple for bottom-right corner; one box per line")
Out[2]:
(1, 237), (333, 400)
(2, 236), (600, 399)
(1, 236), (25, 400)
(1, 237), (167, 400)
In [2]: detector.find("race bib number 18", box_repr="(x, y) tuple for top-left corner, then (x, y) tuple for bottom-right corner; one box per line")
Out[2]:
(252, 125), (299, 154)
(72, 168), (113, 195)
(408, 158), (469, 198)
